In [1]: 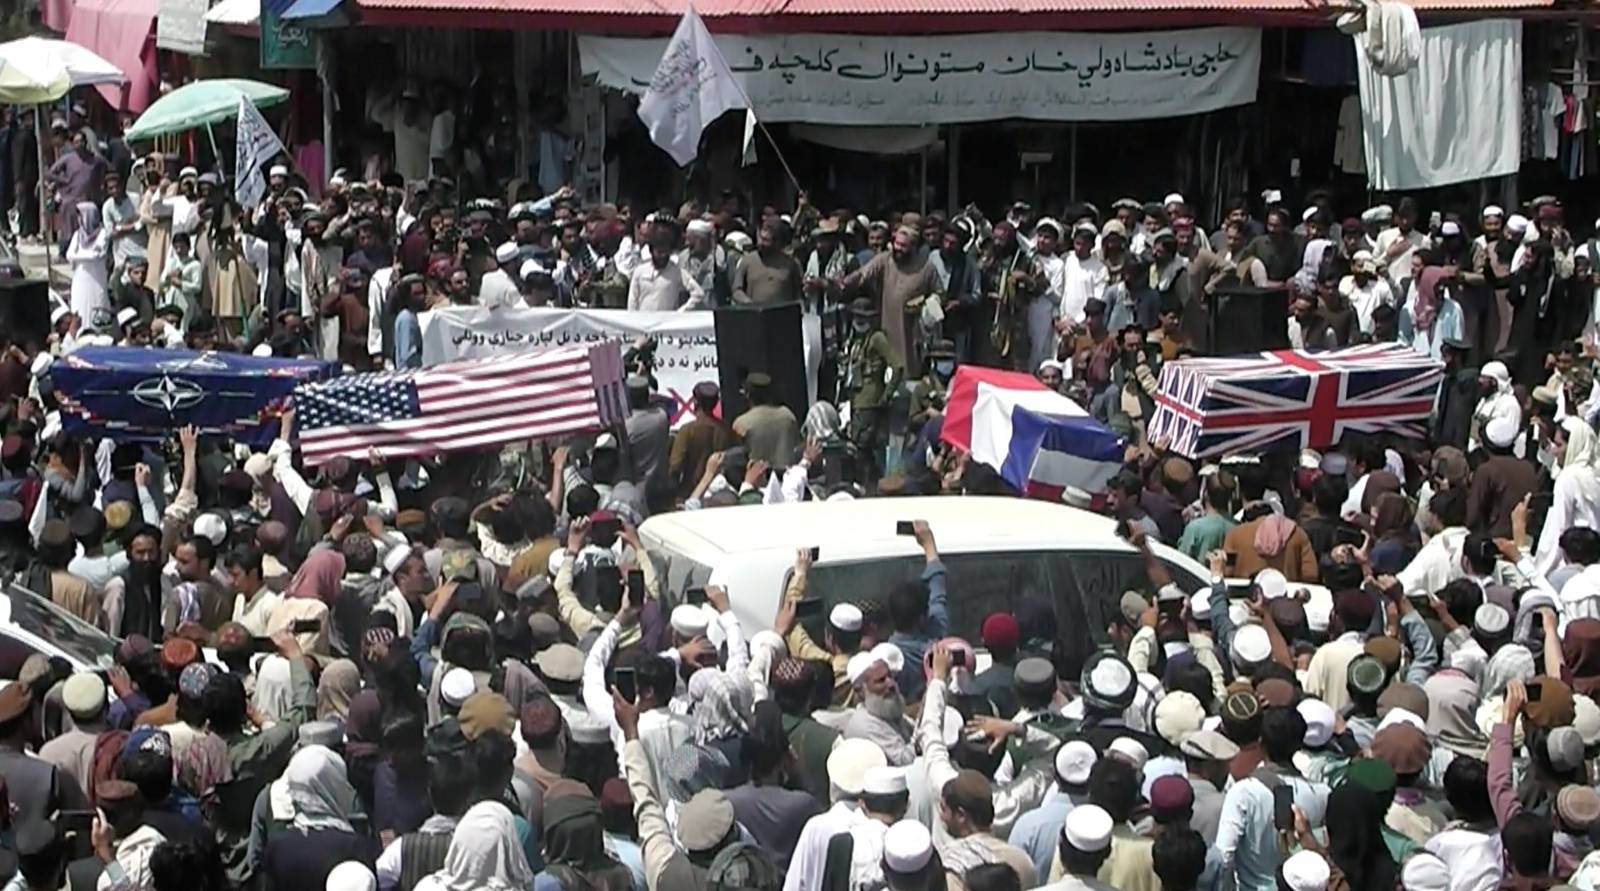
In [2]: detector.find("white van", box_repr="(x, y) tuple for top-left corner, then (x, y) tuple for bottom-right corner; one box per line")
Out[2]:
(638, 495), (1217, 665)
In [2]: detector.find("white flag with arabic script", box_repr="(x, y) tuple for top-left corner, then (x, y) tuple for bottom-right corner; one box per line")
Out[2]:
(637, 5), (746, 167)
(234, 95), (285, 211)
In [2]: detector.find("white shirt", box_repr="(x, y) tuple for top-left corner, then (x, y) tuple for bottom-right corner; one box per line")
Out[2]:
(367, 265), (394, 360)
(784, 802), (867, 891)
(627, 258), (689, 312)
(477, 267), (521, 310)
(1339, 275), (1395, 333)
(1374, 226), (1430, 286)
(1397, 526), (1469, 598)
(1059, 252), (1108, 324)
(1469, 391), (1522, 453)
(1424, 826), (1503, 891)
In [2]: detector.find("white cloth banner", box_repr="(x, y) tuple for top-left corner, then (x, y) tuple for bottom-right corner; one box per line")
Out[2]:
(581, 27), (1261, 125)
(637, 6), (748, 166)
(420, 306), (722, 427)
(1356, 19), (1522, 190)
(234, 96), (285, 211)
(156, 0), (209, 54)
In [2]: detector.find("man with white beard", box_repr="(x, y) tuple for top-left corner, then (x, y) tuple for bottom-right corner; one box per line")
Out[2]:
(843, 651), (916, 766)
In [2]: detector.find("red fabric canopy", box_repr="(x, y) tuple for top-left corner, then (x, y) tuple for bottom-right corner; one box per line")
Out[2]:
(64, 0), (159, 112)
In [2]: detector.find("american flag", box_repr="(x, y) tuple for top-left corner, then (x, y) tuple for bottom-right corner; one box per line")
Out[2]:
(293, 343), (628, 466)
(1147, 344), (1444, 459)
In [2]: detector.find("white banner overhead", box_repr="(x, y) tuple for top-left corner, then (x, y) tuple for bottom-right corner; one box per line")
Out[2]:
(580, 27), (1262, 125)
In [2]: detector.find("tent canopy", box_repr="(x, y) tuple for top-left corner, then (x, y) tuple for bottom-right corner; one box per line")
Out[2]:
(0, 37), (124, 105)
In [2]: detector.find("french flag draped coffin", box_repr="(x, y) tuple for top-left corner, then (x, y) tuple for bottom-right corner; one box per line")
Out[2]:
(939, 366), (1125, 499)
(1147, 343), (1445, 460)
(292, 343), (628, 466)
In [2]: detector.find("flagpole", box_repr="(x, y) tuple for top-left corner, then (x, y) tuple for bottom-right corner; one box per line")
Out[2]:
(688, 4), (802, 196)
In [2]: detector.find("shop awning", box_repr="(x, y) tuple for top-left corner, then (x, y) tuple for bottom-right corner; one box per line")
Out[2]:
(64, 0), (157, 110)
(283, 0), (347, 19)
(206, 0), (262, 26)
(354, 0), (1555, 32)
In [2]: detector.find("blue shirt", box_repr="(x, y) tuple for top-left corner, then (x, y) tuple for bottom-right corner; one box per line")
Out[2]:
(394, 308), (422, 369)
(1215, 772), (1330, 891)
(1007, 789), (1081, 880)
(887, 559), (949, 702)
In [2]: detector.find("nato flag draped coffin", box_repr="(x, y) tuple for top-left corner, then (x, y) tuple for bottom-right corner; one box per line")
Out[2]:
(292, 343), (628, 466)
(1147, 343), (1445, 459)
(50, 348), (335, 445)
(939, 366), (1125, 499)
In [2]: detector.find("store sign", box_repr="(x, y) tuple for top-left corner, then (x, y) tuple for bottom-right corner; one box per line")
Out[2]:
(260, 0), (316, 69)
(580, 27), (1260, 125)
(156, 0), (208, 54)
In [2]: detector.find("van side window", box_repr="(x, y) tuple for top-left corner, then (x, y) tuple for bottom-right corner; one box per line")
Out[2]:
(1046, 552), (1207, 671)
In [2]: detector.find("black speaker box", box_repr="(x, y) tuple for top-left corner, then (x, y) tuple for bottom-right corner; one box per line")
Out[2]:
(0, 278), (50, 353)
(712, 302), (807, 421)
(1206, 286), (1290, 355)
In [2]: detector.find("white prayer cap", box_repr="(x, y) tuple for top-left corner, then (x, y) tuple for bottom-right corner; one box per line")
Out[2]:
(116, 306), (139, 328)
(1231, 624), (1271, 665)
(440, 667), (477, 707)
(826, 738), (886, 796)
(29, 353), (52, 376)
(686, 219), (714, 236)
(1440, 220), (1462, 237)
(193, 512), (228, 545)
(1254, 568), (1288, 600)
(869, 641), (905, 674)
(252, 343), (274, 358)
(1377, 707), (1427, 735)
(1400, 853), (1450, 891)
(1163, 192), (1185, 207)
(1481, 204), (1505, 220)
(1301, 205), (1318, 222)
(382, 545), (414, 575)
(1298, 698), (1336, 747)
(1280, 850), (1331, 891)
(670, 604), (710, 638)
(179, 165), (199, 179)
(882, 820), (933, 873)
(49, 305), (68, 326)
(328, 171), (348, 187)
(1108, 736), (1149, 771)
(1033, 217), (1062, 237)
(1351, 250), (1377, 274)
(1062, 804), (1114, 853)
(520, 259), (546, 279)
(494, 241), (520, 263)
(1482, 360), (1511, 386)
(325, 861), (376, 891)
(269, 164), (289, 178)
(830, 603), (863, 632)
(724, 231), (753, 251)
(1154, 691), (1205, 745)
(1575, 695), (1600, 746)
(1261, 188), (1283, 205)
(1474, 602), (1511, 635)
(862, 766), (907, 796)
(1483, 414), (1519, 451)
(1506, 213), (1530, 234)
(1304, 598), (1332, 633)
(1524, 225), (1540, 245)
(846, 651), (884, 685)
(1188, 588), (1212, 621)
(1054, 740), (1097, 785)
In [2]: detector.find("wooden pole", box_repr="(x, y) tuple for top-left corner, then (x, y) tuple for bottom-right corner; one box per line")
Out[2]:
(34, 106), (51, 282)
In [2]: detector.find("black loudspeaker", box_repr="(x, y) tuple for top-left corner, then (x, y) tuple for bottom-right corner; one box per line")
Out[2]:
(1206, 286), (1290, 354)
(0, 278), (50, 353)
(713, 302), (807, 422)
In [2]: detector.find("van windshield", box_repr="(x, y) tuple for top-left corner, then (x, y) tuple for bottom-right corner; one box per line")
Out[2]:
(805, 549), (1204, 666)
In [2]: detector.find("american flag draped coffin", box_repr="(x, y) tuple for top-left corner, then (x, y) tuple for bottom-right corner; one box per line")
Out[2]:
(1147, 344), (1444, 459)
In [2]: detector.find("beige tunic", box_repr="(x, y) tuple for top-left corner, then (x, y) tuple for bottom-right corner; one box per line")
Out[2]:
(845, 251), (942, 373)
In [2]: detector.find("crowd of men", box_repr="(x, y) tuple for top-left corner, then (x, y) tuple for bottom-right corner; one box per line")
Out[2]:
(0, 105), (1598, 891)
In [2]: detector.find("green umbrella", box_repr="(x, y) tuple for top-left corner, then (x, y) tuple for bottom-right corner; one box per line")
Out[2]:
(124, 78), (289, 142)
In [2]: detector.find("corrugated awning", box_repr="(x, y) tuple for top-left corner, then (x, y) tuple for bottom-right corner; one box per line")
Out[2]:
(205, 0), (261, 26)
(354, 0), (1555, 32)
(283, 0), (345, 20)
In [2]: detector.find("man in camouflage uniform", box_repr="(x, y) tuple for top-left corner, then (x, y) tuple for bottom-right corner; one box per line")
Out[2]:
(843, 297), (902, 482)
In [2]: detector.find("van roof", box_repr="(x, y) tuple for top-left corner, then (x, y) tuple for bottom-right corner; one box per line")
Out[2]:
(638, 495), (1129, 561)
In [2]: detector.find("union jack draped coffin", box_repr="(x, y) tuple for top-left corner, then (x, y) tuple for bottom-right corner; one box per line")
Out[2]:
(1146, 344), (1445, 459)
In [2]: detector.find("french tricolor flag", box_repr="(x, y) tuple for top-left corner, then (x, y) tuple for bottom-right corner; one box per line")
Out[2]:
(939, 366), (1126, 500)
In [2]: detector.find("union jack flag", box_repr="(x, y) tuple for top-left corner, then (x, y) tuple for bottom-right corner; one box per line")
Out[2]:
(1147, 344), (1444, 459)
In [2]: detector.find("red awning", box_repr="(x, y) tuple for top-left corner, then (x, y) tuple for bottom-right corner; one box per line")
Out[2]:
(354, 0), (1555, 32)
(65, 0), (159, 112)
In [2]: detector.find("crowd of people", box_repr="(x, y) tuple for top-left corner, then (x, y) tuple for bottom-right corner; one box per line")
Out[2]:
(0, 105), (1599, 891)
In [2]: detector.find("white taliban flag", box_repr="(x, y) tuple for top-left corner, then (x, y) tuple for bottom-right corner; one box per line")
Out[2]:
(234, 94), (285, 211)
(637, 5), (746, 167)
